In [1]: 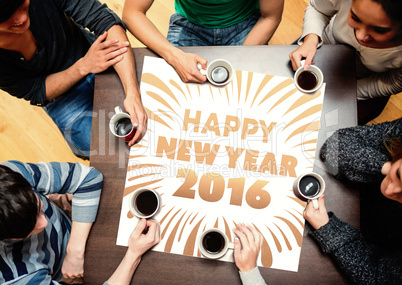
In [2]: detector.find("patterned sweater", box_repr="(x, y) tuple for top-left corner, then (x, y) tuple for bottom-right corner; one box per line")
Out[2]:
(0, 161), (103, 284)
(314, 118), (402, 284)
(320, 118), (402, 183)
(310, 213), (402, 284)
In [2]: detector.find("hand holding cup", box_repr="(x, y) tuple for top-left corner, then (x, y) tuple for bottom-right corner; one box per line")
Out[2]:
(303, 195), (329, 230)
(128, 218), (160, 258)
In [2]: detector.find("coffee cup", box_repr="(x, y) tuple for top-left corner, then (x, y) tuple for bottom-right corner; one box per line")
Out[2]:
(129, 188), (161, 219)
(293, 60), (324, 94)
(198, 228), (234, 259)
(293, 172), (325, 210)
(109, 106), (135, 142)
(198, 59), (234, 86)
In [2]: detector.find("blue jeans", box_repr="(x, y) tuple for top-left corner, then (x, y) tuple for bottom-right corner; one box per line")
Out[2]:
(43, 74), (94, 158)
(167, 12), (260, 46)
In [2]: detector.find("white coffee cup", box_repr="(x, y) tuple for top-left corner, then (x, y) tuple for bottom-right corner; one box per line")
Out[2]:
(293, 60), (324, 94)
(198, 59), (234, 86)
(109, 106), (135, 142)
(198, 228), (234, 259)
(129, 188), (161, 219)
(293, 172), (325, 210)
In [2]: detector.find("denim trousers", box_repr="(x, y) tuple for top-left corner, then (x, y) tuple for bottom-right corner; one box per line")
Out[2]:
(167, 12), (260, 46)
(43, 73), (95, 158)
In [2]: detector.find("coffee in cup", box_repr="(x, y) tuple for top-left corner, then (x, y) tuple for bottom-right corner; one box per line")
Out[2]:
(198, 228), (234, 259)
(293, 61), (324, 94)
(198, 59), (234, 86)
(210, 66), (229, 84)
(129, 188), (161, 219)
(109, 106), (135, 142)
(293, 172), (325, 209)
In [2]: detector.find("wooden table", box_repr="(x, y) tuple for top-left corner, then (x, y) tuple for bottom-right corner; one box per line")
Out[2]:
(85, 45), (358, 284)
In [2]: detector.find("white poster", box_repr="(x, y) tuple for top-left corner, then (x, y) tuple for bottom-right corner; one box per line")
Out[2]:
(117, 56), (325, 272)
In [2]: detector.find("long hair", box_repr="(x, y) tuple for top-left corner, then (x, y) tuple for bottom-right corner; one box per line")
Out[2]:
(0, 165), (38, 240)
(371, 0), (402, 27)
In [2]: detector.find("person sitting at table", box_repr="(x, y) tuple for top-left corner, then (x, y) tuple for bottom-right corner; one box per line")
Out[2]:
(0, 0), (147, 159)
(289, 0), (402, 125)
(0, 161), (160, 284)
(233, 224), (267, 285)
(122, 0), (284, 83)
(303, 119), (402, 284)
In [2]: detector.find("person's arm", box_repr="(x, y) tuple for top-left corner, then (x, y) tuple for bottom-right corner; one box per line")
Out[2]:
(319, 119), (402, 183)
(289, 0), (338, 70)
(122, 0), (207, 83)
(357, 68), (402, 100)
(103, 24), (147, 145)
(233, 224), (267, 285)
(304, 196), (402, 284)
(62, 221), (93, 279)
(45, 31), (128, 101)
(1, 161), (103, 281)
(242, 0), (284, 46)
(105, 219), (160, 285)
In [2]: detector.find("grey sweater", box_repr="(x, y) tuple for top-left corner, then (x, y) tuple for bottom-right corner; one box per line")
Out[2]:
(310, 212), (402, 285)
(313, 118), (402, 284)
(320, 118), (402, 183)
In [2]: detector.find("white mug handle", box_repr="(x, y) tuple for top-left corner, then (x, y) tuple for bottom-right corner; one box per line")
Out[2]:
(312, 198), (319, 210)
(227, 241), (234, 250)
(114, 106), (123, 114)
(197, 63), (207, 76)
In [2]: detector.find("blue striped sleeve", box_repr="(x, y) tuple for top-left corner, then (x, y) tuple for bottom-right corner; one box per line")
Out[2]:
(1, 161), (103, 223)
(5, 269), (61, 284)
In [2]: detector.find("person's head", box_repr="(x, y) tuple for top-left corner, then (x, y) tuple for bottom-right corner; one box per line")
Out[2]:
(381, 138), (402, 203)
(0, 0), (30, 34)
(348, 0), (402, 48)
(0, 165), (47, 241)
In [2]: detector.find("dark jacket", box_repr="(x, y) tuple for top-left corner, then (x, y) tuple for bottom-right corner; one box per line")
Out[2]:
(0, 0), (124, 106)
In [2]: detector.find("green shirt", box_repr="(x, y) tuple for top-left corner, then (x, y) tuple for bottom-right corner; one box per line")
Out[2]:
(175, 0), (259, 28)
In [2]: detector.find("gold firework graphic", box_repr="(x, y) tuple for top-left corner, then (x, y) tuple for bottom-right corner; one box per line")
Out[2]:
(117, 57), (325, 272)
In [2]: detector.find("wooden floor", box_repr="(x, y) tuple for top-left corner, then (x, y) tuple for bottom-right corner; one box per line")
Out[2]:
(0, 0), (400, 164)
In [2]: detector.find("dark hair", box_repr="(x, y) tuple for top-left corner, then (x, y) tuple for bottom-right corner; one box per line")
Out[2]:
(0, 0), (25, 23)
(0, 165), (38, 240)
(371, 0), (402, 27)
(385, 138), (402, 163)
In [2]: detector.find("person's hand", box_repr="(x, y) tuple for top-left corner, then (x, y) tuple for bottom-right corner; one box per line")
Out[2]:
(303, 195), (329, 230)
(61, 247), (84, 281)
(289, 34), (319, 71)
(233, 224), (262, 272)
(78, 31), (129, 76)
(127, 218), (160, 259)
(124, 94), (148, 146)
(169, 50), (207, 83)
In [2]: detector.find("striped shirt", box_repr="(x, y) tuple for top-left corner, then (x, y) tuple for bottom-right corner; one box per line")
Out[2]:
(0, 161), (103, 284)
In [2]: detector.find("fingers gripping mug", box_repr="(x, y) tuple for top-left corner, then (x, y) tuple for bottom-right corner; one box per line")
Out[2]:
(109, 106), (135, 142)
(293, 172), (325, 209)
